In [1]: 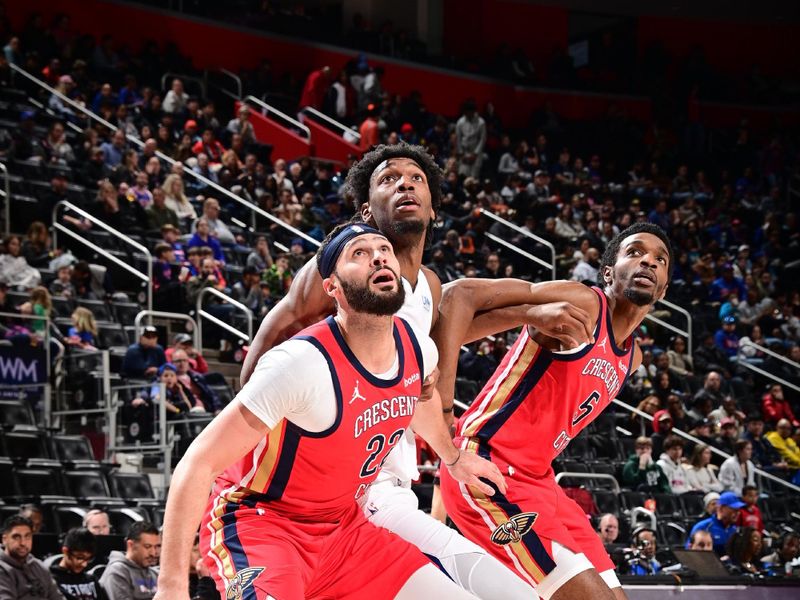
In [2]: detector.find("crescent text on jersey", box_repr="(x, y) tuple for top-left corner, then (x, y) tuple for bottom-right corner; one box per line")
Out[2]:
(581, 357), (622, 397)
(354, 395), (419, 438)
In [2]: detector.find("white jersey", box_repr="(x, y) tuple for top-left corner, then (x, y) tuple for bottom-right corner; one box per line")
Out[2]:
(377, 269), (435, 483)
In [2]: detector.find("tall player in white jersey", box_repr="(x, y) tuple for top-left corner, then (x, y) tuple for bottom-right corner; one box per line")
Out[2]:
(242, 144), (592, 597)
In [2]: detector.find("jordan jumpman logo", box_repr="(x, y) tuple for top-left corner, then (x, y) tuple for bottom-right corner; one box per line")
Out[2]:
(350, 380), (366, 404)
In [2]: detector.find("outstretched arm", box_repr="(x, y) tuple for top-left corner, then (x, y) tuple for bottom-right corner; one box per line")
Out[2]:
(432, 278), (599, 411)
(153, 400), (269, 600)
(240, 259), (334, 386)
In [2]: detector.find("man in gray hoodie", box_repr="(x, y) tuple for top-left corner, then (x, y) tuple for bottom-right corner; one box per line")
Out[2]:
(99, 522), (159, 600)
(0, 515), (64, 599)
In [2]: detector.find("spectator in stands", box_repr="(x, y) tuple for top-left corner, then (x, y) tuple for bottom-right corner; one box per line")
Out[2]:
(172, 349), (220, 414)
(17, 287), (51, 340)
(18, 505), (44, 534)
(650, 409), (673, 457)
(22, 222), (58, 269)
(140, 363), (196, 418)
(50, 527), (108, 600)
(665, 393), (690, 431)
(570, 247), (600, 283)
(90, 180), (146, 232)
(724, 527), (763, 575)
(688, 491), (744, 555)
(742, 413), (786, 471)
(66, 307), (98, 350)
(688, 530), (714, 551)
(42, 121), (75, 165)
(165, 333), (208, 374)
(714, 315), (740, 359)
(685, 443), (724, 493)
(358, 103), (380, 152)
(191, 129), (225, 165)
(299, 66), (331, 113)
(627, 528), (661, 575)
(246, 235), (273, 272)
(127, 172), (153, 209)
(1, 234), (42, 289)
(657, 435), (691, 494)
(163, 78), (188, 115)
(101, 129), (127, 168)
(736, 485), (764, 531)
(145, 187), (180, 232)
(232, 265), (262, 314)
(719, 440), (756, 495)
(709, 396), (746, 434)
(710, 263), (747, 303)
(456, 99), (486, 178)
(70, 261), (107, 301)
(693, 371), (725, 412)
(187, 256), (229, 307)
(160, 174), (196, 225)
(99, 521), (159, 600)
(262, 253), (293, 301)
(82, 510), (110, 536)
(765, 419), (800, 468)
(597, 513), (619, 545)
(187, 218), (225, 264)
(226, 105), (256, 146)
(762, 384), (799, 428)
(762, 531), (800, 576)
(195, 198), (236, 245)
(121, 326), (165, 379)
(0, 515), (62, 599)
(622, 436), (670, 493)
(49, 75), (80, 124)
(49, 264), (75, 299)
(693, 333), (731, 376)
(152, 243), (186, 313)
(714, 418), (742, 460)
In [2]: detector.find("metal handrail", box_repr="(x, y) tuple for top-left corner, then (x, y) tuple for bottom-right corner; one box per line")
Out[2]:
(612, 398), (800, 495)
(300, 106), (361, 141)
(52, 201), (153, 314)
(9, 62), (320, 250)
(650, 298), (693, 356)
(485, 232), (554, 276)
(736, 360), (800, 395)
(134, 311), (199, 349)
(196, 287), (254, 346)
(629, 507), (657, 531)
(219, 69), (242, 99)
(0, 161), (8, 236)
(479, 208), (557, 280)
(554, 472), (620, 494)
(245, 95), (311, 139)
(160, 72), (207, 99)
(739, 339), (800, 371)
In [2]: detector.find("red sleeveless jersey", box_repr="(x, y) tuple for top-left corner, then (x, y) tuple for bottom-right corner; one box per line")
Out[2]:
(213, 316), (424, 520)
(456, 287), (634, 477)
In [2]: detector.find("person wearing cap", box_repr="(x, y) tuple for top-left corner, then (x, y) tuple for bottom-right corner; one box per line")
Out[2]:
(650, 409), (673, 457)
(714, 315), (740, 359)
(703, 492), (721, 516)
(719, 440), (756, 495)
(121, 326), (166, 379)
(765, 418), (800, 468)
(226, 105), (256, 146)
(741, 413), (786, 471)
(154, 223), (502, 600)
(710, 261), (747, 303)
(714, 418), (741, 461)
(687, 491), (745, 555)
(165, 333), (208, 374)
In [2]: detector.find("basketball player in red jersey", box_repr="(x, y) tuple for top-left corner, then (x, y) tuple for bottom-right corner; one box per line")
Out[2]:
(237, 143), (594, 599)
(437, 223), (673, 600)
(154, 224), (482, 599)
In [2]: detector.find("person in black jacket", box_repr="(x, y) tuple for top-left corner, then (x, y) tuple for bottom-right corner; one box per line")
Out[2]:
(121, 326), (166, 379)
(50, 528), (109, 600)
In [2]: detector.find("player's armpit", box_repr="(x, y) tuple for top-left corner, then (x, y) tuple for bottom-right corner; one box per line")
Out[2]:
(240, 259), (334, 386)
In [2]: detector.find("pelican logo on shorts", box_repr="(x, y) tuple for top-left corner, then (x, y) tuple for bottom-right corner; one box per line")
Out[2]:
(225, 566), (264, 600)
(490, 512), (538, 546)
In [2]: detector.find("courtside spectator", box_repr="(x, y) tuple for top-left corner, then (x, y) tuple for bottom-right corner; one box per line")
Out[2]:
(82, 510), (110, 536)
(688, 491), (745, 555)
(50, 528), (109, 600)
(688, 530), (714, 551)
(737, 485), (764, 531)
(628, 528), (661, 575)
(18, 505), (44, 534)
(762, 532), (800, 576)
(99, 522), (159, 600)
(0, 515), (62, 599)
(724, 527), (763, 576)
(597, 514), (619, 545)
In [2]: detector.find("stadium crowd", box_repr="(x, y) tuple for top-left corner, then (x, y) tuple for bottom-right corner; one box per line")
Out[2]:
(0, 6), (799, 598)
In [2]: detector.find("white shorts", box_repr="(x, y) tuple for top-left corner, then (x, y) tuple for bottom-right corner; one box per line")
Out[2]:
(536, 542), (621, 600)
(363, 479), (486, 569)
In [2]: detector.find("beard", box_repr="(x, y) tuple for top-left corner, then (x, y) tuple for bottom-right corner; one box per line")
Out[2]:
(623, 285), (656, 306)
(386, 218), (426, 238)
(340, 270), (406, 316)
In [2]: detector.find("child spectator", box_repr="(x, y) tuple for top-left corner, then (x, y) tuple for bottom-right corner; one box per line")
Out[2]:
(49, 263), (75, 298)
(736, 485), (764, 531)
(685, 443), (724, 493)
(67, 307), (98, 350)
(18, 286), (52, 338)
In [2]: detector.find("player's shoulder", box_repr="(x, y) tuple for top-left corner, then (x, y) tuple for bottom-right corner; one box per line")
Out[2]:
(256, 337), (329, 373)
(402, 320), (438, 376)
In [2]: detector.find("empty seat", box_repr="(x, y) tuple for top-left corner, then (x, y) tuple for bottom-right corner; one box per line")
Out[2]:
(209, 385), (234, 408)
(16, 467), (66, 498)
(653, 493), (682, 518)
(111, 301), (142, 325)
(0, 458), (20, 498)
(108, 507), (150, 538)
(0, 400), (35, 429)
(620, 491), (647, 511)
(50, 505), (88, 535)
(679, 492), (706, 518)
(765, 497), (789, 522)
(51, 435), (98, 468)
(51, 296), (75, 319)
(659, 521), (687, 547)
(97, 325), (129, 349)
(592, 490), (620, 515)
(63, 470), (112, 501)
(77, 299), (114, 323)
(108, 472), (155, 501)
(2, 430), (50, 461)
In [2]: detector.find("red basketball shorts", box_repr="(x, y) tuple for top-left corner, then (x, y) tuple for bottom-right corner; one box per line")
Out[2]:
(440, 458), (613, 587)
(200, 494), (429, 600)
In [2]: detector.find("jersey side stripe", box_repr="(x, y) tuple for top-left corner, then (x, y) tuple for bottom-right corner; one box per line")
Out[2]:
(246, 423), (285, 492)
(461, 341), (541, 439)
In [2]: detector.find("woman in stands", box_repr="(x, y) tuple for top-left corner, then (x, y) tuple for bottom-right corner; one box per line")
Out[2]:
(724, 527), (764, 576)
(684, 443), (724, 493)
(162, 173), (197, 223)
(22, 221), (59, 269)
